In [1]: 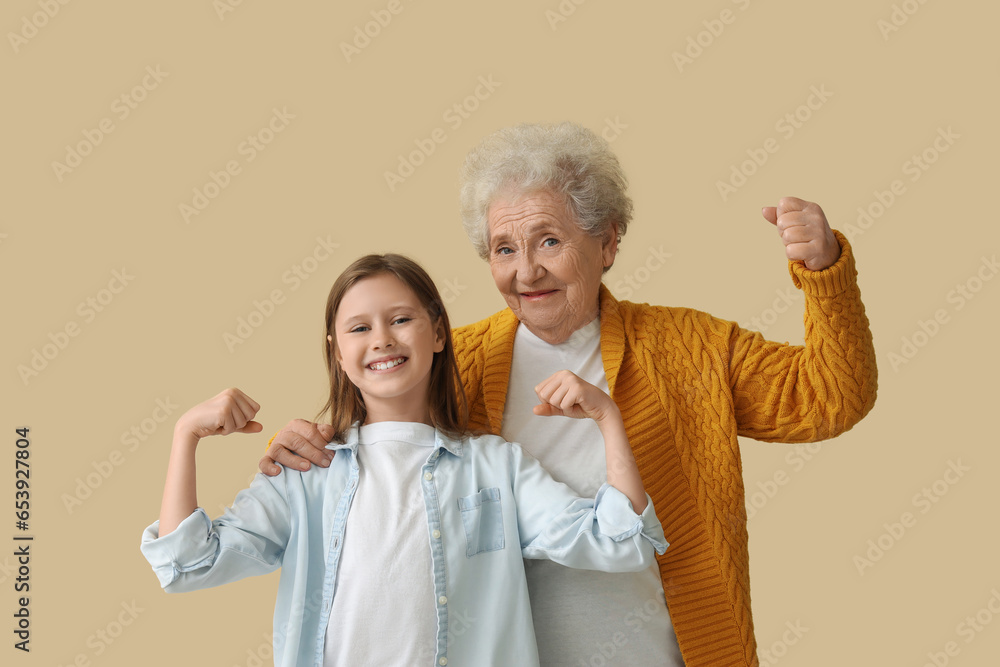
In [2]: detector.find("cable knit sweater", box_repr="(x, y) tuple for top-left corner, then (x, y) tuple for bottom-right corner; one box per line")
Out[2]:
(450, 230), (877, 667)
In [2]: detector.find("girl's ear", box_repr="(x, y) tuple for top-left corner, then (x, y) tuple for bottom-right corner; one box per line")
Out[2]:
(433, 318), (446, 354)
(328, 334), (342, 364)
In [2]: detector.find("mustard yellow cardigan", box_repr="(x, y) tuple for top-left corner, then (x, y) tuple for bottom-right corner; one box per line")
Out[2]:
(450, 230), (877, 666)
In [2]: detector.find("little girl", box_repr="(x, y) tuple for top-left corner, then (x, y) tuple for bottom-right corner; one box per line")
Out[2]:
(141, 253), (666, 667)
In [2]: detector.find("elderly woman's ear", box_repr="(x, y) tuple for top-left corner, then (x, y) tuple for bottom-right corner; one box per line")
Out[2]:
(601, 222), (620, 271)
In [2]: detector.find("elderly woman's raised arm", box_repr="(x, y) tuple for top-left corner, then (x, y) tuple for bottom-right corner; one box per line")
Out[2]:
(727, 229), (878, 442)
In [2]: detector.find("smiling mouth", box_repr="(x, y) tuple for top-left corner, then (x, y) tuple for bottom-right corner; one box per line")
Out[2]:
(521, 289), (557, 298)
(367, 357), (407, 371)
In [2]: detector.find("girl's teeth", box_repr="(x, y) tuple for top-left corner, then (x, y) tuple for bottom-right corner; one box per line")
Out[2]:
(370, 358), (405, 371)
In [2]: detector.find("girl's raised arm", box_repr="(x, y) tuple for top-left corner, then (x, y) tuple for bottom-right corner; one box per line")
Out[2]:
(533, 371), (646, 512)
(158, 388), (262, 536)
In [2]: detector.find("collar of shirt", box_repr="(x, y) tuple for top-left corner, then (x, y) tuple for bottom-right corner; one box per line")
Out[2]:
(325, 421), (465, 458)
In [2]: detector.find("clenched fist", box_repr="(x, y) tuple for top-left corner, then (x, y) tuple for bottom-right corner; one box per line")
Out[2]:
(176, 387), (263, 441)
(532, 369), (620, 423)
(761, 196), (841, 271)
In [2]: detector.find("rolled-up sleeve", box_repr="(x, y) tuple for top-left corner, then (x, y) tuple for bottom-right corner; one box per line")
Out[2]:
(510, 444), (668, 572)
(139, 472), (291, 593)
(593, 483), (668, 552)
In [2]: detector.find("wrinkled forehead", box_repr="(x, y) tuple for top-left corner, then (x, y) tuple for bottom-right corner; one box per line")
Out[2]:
(487, 189), (580, 239)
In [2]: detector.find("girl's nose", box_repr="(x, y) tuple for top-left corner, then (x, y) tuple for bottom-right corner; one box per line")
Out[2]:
(370, 325), (395, 349)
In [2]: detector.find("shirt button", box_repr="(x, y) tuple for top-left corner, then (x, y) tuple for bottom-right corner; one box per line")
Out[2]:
(432, 529), (441, 539)
(439, 658), (448, 666)
(424, 472), (433, 481)
(438, 595), (447, 605)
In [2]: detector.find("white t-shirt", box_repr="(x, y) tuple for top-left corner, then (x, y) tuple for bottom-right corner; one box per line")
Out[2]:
(323, 421), (437, 665)
(502, 317), (686, 666)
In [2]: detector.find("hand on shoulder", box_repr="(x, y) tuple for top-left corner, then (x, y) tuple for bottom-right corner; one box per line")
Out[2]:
(258, 419), (337, 476)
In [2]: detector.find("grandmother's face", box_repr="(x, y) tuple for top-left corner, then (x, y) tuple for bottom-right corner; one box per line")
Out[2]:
(486, 190), (617, 345)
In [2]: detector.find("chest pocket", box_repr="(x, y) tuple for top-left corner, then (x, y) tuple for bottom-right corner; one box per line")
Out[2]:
(458, 487), (504, 557)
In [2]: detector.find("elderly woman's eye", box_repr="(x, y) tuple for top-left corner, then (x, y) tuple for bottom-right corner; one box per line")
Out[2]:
(495, 246), (513, 255)
(543, 238), (559, 247)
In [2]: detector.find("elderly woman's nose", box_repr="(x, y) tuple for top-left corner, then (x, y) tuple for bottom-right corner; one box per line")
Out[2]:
(514, 250), (545, 283)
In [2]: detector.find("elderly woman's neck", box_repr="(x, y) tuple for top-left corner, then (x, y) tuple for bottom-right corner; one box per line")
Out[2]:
(521, 305), (601, 345)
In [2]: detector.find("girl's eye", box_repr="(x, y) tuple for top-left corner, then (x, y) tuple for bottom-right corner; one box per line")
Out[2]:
(348, 325), (369, 333)
(392, 317), (411, 325)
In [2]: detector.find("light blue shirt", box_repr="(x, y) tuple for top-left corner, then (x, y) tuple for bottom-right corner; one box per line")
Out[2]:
(140, 422), (667, 666)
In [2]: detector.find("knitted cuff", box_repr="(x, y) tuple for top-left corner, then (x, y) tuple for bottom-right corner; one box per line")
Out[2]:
(787, 229), (858, 297)
(266, 431), (279, 451)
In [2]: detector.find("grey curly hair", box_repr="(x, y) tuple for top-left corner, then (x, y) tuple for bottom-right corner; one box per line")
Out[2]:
(459, 122), (633, 266)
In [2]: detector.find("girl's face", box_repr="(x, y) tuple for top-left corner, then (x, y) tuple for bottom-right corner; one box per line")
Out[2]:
(330, 273), (445, 425)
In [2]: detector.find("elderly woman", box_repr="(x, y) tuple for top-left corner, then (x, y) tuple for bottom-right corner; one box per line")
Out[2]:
(261, 122), (877, 666)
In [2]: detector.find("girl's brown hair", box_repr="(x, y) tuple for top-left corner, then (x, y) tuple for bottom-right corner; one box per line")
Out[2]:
(316, 254), (470, 443)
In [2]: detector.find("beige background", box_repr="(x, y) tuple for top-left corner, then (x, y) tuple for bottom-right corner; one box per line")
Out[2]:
(3, 1), (998, 665)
